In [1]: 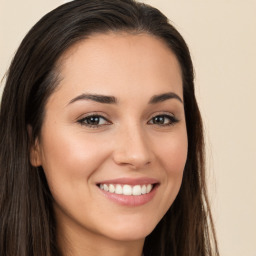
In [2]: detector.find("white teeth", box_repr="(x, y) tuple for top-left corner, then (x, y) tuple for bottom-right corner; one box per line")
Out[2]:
(123, 185), (132, 195)
(109, 184), (115, 193)
(99, 183), (154, 196)
(132, 185), (141, 196)
(147, 184), (152, 193)
(115, 184), (123, 194)
(141, 185), (147, 194)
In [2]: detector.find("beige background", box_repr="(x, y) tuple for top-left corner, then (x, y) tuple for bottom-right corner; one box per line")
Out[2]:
(0, 0), (256, 255)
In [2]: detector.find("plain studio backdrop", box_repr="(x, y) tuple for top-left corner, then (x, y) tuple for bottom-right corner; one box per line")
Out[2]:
(0, 0), (255, 255)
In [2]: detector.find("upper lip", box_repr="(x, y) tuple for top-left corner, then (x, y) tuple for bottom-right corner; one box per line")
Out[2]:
(97, 177), (159, 185)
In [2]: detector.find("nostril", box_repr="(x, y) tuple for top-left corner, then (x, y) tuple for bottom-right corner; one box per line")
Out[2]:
(112, 150), (152, 170)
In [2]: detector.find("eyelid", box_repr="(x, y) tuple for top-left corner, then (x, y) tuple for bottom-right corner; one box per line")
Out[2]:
(147, 111), (176, 120)
(147, 112), (179, 126)
(75, 111), (179, 128)
(77, 112), (112, 127)
(76, 111), (111, 121)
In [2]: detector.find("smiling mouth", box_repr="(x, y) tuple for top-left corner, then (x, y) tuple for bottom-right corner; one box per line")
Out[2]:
(98, 183), (156, 196)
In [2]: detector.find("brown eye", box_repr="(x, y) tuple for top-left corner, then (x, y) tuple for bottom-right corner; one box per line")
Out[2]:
(78, 115), (110, 127)
(152, 116), (166, 125)
(148, 115), (178, 126)
(86, 116), (101, 125)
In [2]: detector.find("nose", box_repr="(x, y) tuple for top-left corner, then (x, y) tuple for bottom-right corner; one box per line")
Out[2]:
(112, 124), (153, 170)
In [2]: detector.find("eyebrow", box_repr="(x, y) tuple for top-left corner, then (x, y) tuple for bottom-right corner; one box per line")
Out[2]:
(68, 93), (117, 105)
(149, 92), (183, 104)
(68, 92), (183, 105)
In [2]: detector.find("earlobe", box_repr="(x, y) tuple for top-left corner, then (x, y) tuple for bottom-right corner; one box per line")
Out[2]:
(27, 125), (42, 167)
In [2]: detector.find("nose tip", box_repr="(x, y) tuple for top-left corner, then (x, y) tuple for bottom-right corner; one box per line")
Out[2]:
(113, 149), (151, 170)
(112, 129), (153, 170)
(114, 151), (151, 170)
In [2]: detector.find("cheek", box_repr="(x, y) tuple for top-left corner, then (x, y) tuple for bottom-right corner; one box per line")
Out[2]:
(39, 127), (110, 192)
(154, 129), (188, 202)
(156, 130), (188, 177)
(146, 130), (187, 220)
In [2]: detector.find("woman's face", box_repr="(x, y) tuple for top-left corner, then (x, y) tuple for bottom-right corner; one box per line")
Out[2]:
(32, 33), (187, 244)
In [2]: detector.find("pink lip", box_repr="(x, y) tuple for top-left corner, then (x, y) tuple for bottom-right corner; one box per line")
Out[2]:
(96, 177), (159, 207)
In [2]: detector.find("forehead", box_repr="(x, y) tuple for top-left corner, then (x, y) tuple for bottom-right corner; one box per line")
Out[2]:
(51, 32), (183, 104)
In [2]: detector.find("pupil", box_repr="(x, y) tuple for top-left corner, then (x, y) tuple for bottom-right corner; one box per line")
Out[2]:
(154, 116), (164, 124)
(88, 116), (99, 125)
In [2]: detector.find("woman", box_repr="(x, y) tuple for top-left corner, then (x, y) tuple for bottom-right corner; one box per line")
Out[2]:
(0, 0), (219, 255)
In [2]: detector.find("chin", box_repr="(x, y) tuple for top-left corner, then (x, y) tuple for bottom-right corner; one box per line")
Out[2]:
(99, 215), (159, 242)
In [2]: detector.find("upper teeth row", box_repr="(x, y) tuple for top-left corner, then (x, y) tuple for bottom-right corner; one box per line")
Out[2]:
(99, 184), (153, 196)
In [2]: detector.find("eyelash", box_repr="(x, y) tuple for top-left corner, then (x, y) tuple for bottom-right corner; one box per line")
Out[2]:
(148, 114), (179, 126)
(77, 113), (179, 128)
(77, 114), (111, 128)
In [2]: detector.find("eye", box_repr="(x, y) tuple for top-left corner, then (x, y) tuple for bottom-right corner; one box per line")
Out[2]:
(148, 114), (179, 126)
(77, 115), (111, 128)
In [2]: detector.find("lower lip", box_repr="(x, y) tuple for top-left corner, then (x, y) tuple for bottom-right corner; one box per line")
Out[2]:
(98, 185), (158, 207)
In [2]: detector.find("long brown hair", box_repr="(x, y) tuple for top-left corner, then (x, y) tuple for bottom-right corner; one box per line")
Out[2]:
(0, 0), (219, 255)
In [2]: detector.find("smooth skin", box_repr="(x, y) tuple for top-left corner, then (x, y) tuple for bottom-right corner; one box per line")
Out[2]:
(30, 33), (188, 256)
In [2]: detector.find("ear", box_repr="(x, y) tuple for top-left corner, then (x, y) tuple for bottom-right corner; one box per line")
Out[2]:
(27, 125), (42, 167)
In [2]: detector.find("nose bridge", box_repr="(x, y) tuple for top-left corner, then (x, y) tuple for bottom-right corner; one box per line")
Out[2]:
(113, 121), (152, 169)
